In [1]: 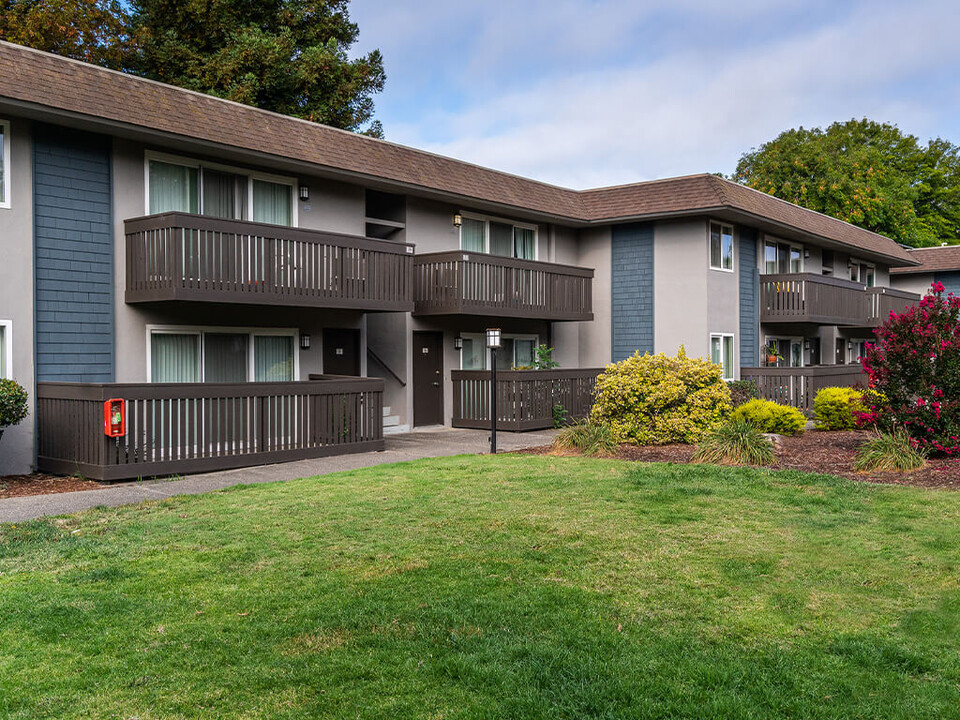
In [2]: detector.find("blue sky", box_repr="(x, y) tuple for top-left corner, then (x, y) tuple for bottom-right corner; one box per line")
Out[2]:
(349, 0), (960, 189)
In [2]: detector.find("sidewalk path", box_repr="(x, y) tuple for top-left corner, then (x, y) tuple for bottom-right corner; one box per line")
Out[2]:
(0, 427), (557, 523)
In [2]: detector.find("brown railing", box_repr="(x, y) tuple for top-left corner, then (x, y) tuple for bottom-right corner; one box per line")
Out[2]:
(125, 213), (414, 311)
(452, 369), (602, 431)
(36, 378), (384, 481)
(740, 366), (866, 411)
(760, 273), (869, 325)
(866, 287), (921, 326)
(413, 251), (593, 321)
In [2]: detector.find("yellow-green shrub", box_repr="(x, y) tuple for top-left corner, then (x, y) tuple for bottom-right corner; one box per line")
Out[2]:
(813, 386), (863, 430)
(730, 398), (806, 435)
(590, 347), (732, 445)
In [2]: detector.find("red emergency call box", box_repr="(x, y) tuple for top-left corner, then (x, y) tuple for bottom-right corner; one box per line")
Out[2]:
(104, 399), (126, 437)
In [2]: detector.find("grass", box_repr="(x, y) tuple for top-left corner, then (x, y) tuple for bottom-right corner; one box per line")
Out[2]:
(552, 419), (618, 456)
(855, 430), (928, 471)
(1, 456), (959, 719)
(692, 419), (776, 466)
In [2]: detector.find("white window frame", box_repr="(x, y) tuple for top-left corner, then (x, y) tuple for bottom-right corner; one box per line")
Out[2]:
(710, 333), (735, 380)
(458, 211), (538, 260)
(459, 332), (540, 370)
(143, 150), (299, 226)
(146, 325), (300, 382)
(0, 119), (10, 209)
(709, 221), (735, 272)
(848, 258), (876, 287)
(0, 320), (11, 379)
(763, 335), (804, 368)
(848, 338), (871, 365)
(761, 236), (804, 275)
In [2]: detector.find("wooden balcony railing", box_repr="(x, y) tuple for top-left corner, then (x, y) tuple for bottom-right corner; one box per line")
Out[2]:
(413, 251), (593, 321)
(36, 378), (384, 481)
(740, 365), (866, 411)
(760, 273), (871, 325)
(125, 213), (414, 311)
(865, 286), (921, 326)
(452, 368), (602, 431)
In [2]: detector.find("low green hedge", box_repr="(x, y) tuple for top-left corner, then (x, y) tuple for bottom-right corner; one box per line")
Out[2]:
(730, 398), (806, 436)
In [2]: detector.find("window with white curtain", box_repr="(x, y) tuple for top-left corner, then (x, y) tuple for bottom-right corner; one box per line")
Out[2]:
(0, 119), (10, 209)
(150, 328), (297, 383)
(459, 214), (537, 260)
(710, 334), (734, 380)
(0, 321), (10, 379)
(460, 333), (539, 370)
(147, 154), (295, 226)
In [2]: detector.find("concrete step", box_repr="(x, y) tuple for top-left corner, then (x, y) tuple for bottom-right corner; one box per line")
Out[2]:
(383, 423), (410, 435)
(383, 414), (401, 427)
(382, 406), (392, 416)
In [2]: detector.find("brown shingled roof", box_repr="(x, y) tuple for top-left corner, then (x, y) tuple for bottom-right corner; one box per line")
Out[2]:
(0, 41), (916, 265)
(890, 245), (960, 274)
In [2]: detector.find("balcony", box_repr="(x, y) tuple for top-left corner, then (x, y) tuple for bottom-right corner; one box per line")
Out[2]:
(760, 274), (920, 327)
(413, 251), (593, 321)
(864, 286), (921, 327)
(125, 213), (414, 311)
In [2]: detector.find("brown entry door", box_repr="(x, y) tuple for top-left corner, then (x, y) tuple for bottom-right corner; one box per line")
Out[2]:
(323, 329), (360, 376)
(413, 331), (444, 426)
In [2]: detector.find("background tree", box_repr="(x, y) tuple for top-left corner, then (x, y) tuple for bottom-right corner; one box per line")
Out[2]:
(127, 0), (385, 136)
(733, 119), (960, 247)
(0, 0), (129, 69)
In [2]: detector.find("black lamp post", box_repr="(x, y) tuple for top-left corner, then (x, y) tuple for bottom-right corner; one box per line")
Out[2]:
(486, 328), (501, 454)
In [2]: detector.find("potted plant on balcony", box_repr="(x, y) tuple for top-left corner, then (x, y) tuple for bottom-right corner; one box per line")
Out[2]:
(762, 344), (783, 367)
(0, 379), (29, 444)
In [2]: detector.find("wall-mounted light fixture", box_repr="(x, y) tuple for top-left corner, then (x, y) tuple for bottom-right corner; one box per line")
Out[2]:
(300, 334), (311, 350)
(803, 249), (811, 259)
(299, 185), (310, 202)
(453, 213), (463, 228)
(454, 336), (463, 351)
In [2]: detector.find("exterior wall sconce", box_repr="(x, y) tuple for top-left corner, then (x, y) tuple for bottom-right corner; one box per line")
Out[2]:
(803, 249), (811, 258)
(299, 185), (310, 202)
(300, 334), (311, 350)
(453, 213), (463, 228)
(454, 336), (463, 351)
(486, 328), (501, 454)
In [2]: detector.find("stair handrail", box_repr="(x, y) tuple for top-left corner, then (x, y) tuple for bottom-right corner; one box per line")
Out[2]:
(367, 347), (407, 387)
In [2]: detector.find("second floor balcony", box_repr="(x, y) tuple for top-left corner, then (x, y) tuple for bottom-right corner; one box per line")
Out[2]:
(760, 273), (919, 327)
(125, 213), (414, 312)
(413, 251), (594, 321)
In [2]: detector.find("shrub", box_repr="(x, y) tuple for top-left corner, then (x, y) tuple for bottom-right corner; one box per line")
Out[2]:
(852, 389), (895, 432)
(863, 282), (960, 455)
(727, 380), (759, 408)
(0, 379), (29, 438)
(553, 421), (618, 457)
(813, 387), (863, 430)
(692, 420), (775, 466)
(730, 398), (806, 435)
(854, 431), (927, 472)
(590, 347), (731, 445)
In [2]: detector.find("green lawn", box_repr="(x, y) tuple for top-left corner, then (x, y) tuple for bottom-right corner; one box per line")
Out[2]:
(1, 456), (959, 719)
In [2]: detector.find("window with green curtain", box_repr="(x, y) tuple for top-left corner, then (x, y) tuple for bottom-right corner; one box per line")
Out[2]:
(0, 325), (7, 379)
(0, 123), (6, 206)
(204, 333), (249, 383)
(489, 221), (513, 257)
(514, 338), (536, 367)
(461, 336), (485, 370)
(151, 333), (200, 382)
(723, 336), (734, 378)
(514, 227), (535, 259)
(253, 180), (292, 226)
(255, 336), (294, 381)
(149, 160), (198, 214)
(460, 218), (485, 252)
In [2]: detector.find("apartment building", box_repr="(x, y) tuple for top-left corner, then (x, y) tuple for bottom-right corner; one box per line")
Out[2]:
(0, 42), (920, 477)
(890, 245), (960, 295)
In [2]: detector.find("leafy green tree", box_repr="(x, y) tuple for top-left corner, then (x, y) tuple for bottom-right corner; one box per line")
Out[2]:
(733, 119), (960, 247)
(0, 0), (130, 68)
(128, 0), (385, 135)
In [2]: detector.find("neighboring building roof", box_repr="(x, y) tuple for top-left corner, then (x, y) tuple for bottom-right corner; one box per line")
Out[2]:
(0, 41), (917, 266)
(890, 245), (960, 274)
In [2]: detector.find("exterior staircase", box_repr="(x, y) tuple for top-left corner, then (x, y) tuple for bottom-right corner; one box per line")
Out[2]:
(382, 405), (408, 435)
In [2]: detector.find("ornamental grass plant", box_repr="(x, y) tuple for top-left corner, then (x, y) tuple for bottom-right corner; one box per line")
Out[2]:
(692, 420), (776, 466)
(854, 431), (928, 472)
(552, 420), (618, 457)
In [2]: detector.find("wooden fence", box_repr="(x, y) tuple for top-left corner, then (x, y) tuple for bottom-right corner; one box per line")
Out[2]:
(740, 366), (866, 411)
(452, 369), (602, 431)
(36, 378), (384, 481)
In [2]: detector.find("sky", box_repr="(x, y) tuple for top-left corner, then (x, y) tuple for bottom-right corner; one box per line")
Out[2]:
(349, 0), (960, 190)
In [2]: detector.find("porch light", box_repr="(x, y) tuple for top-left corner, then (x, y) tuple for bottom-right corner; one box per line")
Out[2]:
(453, 213), (463, 228)
(300, 334), (311, 350)
(485, 328), (501, 349)
(486, 328), (501, 455)
(299, 185), (310, 202)
(454, 336), (463, 351)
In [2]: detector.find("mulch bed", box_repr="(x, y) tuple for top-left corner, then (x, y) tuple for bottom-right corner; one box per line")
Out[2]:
(0, 474), (105, 500)
(524, 430), (960, 490)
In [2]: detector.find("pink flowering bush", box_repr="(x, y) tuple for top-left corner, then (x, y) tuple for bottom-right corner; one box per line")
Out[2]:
(861, 282), (960, 455)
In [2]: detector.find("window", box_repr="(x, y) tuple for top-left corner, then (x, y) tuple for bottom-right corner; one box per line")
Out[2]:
(762, 238), (803, 274)
(146, 153), (295, 226)
(149, 327), (297, 383)
(821, 249), (834, 276)
(710, 222), (734, 270)
(458, 213), (537, 260)
(849, 339), (870, 365)
(0, 320), (10, 379)
(710, 334), (734, 380)
(0, 120), (10, 208)
(460, 333), (539, 370)
(849, 259), (876, 287)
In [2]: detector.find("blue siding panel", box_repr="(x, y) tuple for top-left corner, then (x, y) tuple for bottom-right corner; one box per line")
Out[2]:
(934, 271), (960, 296)
(611, 223), (654, 361)
(34, 126), (115, 382)
(738, 227), (759, 369)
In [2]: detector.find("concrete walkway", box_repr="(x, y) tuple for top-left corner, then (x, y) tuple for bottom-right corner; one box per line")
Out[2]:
(0, 427), (558, 523)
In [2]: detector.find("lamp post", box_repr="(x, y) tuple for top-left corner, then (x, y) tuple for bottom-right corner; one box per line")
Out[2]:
(486, 328), (501, 454)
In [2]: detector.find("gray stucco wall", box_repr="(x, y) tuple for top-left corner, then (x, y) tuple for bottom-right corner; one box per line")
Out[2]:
(575, 227), (611, 368)
(34, 125), (114, 382)
(0, 118), (35, 474)
(653, 220), (709, 358)
(611, 223), (654, 361)
(890, 273), (934, 296)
